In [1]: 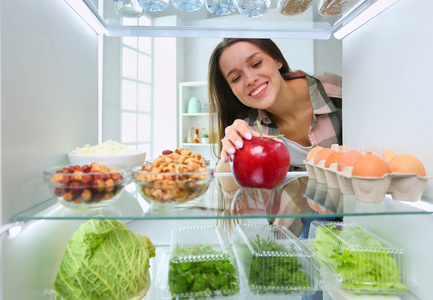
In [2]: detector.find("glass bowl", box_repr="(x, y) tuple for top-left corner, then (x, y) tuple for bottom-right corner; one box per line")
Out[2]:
(44, 163), (131, 209)
(132, 165), (214, 208)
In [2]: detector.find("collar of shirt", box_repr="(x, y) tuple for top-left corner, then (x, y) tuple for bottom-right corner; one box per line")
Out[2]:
(246, 71), (340, 131)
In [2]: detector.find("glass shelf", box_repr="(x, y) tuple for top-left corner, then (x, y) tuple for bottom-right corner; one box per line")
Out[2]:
(82, 0), (381, 38)
(12, 173), (433, 222)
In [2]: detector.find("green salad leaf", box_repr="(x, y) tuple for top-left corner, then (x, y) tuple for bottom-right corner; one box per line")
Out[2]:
(54, 219), (155, 300)
(311, 224), (406, 293)
(235, 235), (311, 294)
(169, 244), (239, 299)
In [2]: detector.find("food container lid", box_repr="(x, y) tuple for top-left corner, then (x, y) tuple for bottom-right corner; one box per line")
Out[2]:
(168, 226), (240, 299)
(234, 224), (318, 296)
(308, 221), (407, 293)
(170, 225), (233, 261)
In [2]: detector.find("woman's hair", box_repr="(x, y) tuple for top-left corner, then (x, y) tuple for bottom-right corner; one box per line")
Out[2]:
(208, 38), (291, 159)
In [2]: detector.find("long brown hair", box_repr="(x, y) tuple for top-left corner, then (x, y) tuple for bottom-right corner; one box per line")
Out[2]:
(208, 38), (291, 160)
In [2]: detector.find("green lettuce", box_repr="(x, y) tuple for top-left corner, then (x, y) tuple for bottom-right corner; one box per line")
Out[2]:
(311, 224), (406, 293)
(54, 219), (155, 300)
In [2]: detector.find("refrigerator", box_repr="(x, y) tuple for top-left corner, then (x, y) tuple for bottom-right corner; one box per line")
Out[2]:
(1, 0), (433, 299)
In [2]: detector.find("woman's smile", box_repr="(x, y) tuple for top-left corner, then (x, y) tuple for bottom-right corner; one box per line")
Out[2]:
(249, 82), (268, 98)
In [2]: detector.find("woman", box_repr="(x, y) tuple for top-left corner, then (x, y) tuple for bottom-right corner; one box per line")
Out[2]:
(208, 38), (343, 238)
(208, 38), (342, 169)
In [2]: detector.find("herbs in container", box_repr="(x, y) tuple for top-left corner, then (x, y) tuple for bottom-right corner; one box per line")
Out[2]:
(233, 224), (317, 296)
(168, 226), (240, 299)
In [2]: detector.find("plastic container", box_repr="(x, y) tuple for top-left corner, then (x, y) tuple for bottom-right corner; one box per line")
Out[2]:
(166, 226), (241, 299)
(318, 0), (360, 17)
(138, 0), (169, 11)
(233, 224), (318, 297)
(236, 0), (271, 17)
(308, 221), (407, 294)
(278, 0), (314, 16)
(115, 0), (145, 17)
(206, 0), (237, 15)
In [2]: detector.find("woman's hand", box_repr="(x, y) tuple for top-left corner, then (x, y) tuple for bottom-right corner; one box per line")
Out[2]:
(220, 119), (281, 163)
(220, 120), (252, 163)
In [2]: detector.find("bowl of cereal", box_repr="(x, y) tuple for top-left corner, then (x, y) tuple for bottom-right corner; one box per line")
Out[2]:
(44, 163), (132, 209)
(68, 140), (146, 168)
(132, 148), (214, 208)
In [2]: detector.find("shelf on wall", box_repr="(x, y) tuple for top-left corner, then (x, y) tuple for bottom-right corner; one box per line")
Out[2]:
(182, 143), (216, 146)
(12, 175), (433, 222)
(182, 113), (212, 116)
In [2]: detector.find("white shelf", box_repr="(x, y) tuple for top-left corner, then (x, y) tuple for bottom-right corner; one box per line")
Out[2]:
(182, 113), (211, 117)
(181, 143), (217, 146)
(178, 81), (218, 166)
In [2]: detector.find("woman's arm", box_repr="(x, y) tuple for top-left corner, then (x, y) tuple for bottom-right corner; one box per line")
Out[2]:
(215, 158), (240, 194)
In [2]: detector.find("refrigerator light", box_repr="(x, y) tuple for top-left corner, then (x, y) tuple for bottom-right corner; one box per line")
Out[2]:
(334, 0), (399, 39)
(65, 0), (107, 35)
(7, 224), (23, 238)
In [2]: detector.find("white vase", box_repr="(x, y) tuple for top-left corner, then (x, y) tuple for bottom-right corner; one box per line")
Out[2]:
(201, 137), (210, 144)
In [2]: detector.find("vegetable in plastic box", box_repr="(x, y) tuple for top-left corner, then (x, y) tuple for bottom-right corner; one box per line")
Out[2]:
(54, 219), (155, 300)
(235, 234), (311, 294)
(310, 223), (406, 293)
(168, 244), (239, 298)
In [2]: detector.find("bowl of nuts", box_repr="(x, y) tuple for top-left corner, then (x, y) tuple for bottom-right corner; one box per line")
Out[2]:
(44, 163), (132, 209)
(132, 148), (214, 208)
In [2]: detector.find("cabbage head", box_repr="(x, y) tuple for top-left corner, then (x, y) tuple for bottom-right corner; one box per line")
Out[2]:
(54, 219), (155, 300)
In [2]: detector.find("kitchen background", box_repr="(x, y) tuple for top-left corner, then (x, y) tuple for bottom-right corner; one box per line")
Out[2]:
(2, 0), (433, 298)
(1, 0), (342, 222)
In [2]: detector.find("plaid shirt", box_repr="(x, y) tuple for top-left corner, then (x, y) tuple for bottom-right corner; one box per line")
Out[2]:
(244, 71), (342, 148)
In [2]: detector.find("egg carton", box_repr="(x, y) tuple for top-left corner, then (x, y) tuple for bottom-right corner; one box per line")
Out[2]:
(342, 168), (431, 202)
(304, 147), (431, 202)
(328, 167), (431, 202)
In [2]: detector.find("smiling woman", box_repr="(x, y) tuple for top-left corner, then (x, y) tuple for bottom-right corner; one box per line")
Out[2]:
(208, 38), (342, 167)
(207, 38), (342, 239)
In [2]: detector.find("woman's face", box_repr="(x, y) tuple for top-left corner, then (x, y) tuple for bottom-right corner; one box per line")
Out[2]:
(219, 41), (284, 110)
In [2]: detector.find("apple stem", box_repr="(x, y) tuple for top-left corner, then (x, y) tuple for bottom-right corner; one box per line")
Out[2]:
(256, 121), (284, 141)
(265, 134), (285, 141)
(256, 121), (263, 140)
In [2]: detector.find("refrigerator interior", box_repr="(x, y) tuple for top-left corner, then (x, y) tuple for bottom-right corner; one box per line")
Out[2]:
(1, 0), (433, 299)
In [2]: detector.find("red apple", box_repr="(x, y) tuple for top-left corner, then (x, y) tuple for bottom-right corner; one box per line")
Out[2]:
(232, 136), (291, 189)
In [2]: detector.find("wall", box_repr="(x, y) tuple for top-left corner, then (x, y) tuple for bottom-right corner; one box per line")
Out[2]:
(183, 37), (316, 82)
(0, 0), (99, 223)
(314, 36), (342, 76)
(343, 0), (433, 201)
(343, 0), (433, 298)
(102, 36), (122, 143)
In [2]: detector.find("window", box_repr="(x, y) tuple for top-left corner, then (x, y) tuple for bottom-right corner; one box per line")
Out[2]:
(120, 16), (152, 157)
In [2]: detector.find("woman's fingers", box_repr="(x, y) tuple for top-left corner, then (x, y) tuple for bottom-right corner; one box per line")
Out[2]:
(233, 119), (253, 140)
(220, 120), (283, 163)
(225, 120), (252, 147)
(220, 120), (253, 162)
